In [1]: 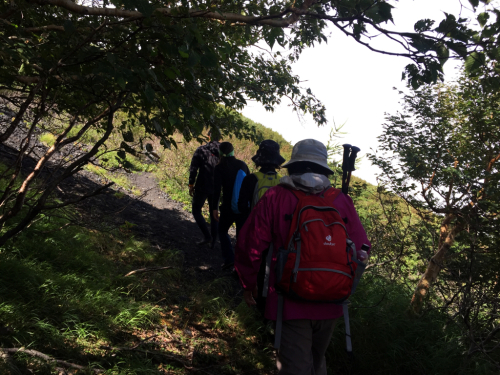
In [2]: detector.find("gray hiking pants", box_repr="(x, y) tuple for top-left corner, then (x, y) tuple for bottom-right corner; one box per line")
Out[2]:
(276, 318), (338, 375)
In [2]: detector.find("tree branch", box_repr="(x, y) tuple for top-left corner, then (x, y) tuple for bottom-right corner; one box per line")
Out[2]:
(29, 0), (341, 28)
(0, 78), (45, 143)
(24, 24), (65, 32)
(124, 266), (174, 277)
(0, 348), (104, 374)
(43, 182), (114, 210)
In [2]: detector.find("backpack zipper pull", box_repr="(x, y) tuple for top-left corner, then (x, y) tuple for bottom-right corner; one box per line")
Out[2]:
(293, 270), (298, 282)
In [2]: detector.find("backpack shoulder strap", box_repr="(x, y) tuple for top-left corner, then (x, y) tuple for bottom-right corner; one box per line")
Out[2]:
(323, 187), (341, 201)
(284, 187), (306, 200)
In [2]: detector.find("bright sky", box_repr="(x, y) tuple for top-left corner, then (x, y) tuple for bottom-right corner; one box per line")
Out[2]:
(241, 0), (486, 184)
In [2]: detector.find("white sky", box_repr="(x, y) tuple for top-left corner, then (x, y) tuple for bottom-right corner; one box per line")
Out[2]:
(241, 0), (487, 184)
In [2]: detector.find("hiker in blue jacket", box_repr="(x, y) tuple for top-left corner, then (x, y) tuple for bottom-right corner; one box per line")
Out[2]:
(212, 142), (250, 270)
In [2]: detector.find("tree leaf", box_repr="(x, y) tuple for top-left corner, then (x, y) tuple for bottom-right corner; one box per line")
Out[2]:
(477, 12), (490, 28)
(164, 68), (178, 79)
(264, 28), (284, 49)
(464, 52), (486, 74)
(468, 0), (479, 8)
(414, 19), (434, 33)
(168, 116), (178, 126)
(178, 49), (189, 58)
(188, 51), (200, 67)
(200, 50), (218, 68)
(117, 76), (126, 90)
(63, 20), (75, 34)
(107, 52), (117, 65)
(122, 130), (134, 142)
(144, 83), (155, 103)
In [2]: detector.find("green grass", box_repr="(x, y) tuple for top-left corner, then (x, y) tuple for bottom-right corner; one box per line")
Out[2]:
(98, 150), (157, 174)
(39, 132), (56, 147)
(0, 207), (277, 374)
(326, 273), (496, 375)
(0, 213), (183, 374)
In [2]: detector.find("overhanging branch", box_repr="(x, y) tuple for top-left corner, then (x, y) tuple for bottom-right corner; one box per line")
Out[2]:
(30, 0), (349, 28)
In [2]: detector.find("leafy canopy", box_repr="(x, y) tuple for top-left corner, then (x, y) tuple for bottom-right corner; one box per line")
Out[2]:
(2, 0), (500, 145)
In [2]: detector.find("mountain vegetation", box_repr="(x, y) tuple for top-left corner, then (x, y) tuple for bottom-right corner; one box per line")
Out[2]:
(1, 0), (500, 373)
(370, 70), (500, 362)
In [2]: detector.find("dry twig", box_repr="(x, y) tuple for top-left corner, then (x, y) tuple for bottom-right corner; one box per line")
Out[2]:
(0, 348), (104, 374)
(124, 266), (173, 277)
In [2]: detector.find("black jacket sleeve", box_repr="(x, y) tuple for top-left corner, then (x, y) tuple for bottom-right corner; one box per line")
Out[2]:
(212, 164), (222, 210)
(242, 162), (250, 176)
(188, 147), (201, 186)
(238, 174), (258, 216)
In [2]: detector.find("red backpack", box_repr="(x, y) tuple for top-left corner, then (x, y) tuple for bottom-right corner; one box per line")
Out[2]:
(272, 187), (364, 352)
(275, 187), (357, 302)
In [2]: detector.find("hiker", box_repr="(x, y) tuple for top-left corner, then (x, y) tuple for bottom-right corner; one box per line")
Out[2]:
(212, 142), (250, 270)
(188, 130), (221, 247)
(235, 139), (371, 375)
(237, 140), (285, 219)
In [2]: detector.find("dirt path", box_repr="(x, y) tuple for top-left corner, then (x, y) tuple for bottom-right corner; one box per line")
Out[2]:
(124, 172), (234, 272)
(72, 170), (239, 280)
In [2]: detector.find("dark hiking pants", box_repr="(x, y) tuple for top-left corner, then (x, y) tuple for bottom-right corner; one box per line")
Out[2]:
(218, 210), (245, 264)
(192, 190), (218, 241)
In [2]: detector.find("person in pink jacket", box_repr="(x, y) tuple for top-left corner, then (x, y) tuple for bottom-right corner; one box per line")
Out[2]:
(235, 139), (371, 375)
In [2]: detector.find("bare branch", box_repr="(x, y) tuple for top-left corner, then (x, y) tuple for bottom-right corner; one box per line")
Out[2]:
(124, 266), (174, 277)
(0, 348), (104, 374)
(43, 182), (114, 210)
(29, 0), (347, 28)
(24, 24), (65, 32)
(0, 79), (45, 143)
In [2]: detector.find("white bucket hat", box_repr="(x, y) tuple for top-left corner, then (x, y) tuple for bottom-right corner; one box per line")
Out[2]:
(282, 139), (334, 174)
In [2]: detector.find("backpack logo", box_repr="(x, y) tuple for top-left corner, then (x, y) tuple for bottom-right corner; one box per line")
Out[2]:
(324, 234), (336, 246)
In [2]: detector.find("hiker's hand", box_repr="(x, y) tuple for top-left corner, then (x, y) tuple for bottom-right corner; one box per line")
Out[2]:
(188, 185), (194, 197)
(244, 289), (257, 307)
(212, 210), (219, 222)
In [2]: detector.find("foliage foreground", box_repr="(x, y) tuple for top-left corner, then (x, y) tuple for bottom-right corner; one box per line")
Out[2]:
(0, 212), (277, 374)
(0, 201), (496, 374)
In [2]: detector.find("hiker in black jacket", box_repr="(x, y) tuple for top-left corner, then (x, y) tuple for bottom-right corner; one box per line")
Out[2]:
(189, 131), (221, 247)
(237, 140), (286, 220)
(212, 142), (250, 269)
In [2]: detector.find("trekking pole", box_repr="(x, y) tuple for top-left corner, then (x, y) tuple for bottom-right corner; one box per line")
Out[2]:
(345, 146), (360, 193)
(341, 144), (351, 194)
(341, 145), (360, 195)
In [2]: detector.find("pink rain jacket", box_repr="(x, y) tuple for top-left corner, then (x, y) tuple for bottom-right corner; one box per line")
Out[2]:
(235, 185), (371, 321)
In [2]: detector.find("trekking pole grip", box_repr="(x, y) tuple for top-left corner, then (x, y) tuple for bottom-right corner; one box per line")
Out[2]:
(341, 144), (351, 194)
(347, 146), (360, 172)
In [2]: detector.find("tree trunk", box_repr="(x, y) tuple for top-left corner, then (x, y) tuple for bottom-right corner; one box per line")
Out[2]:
(410, 213), (462, 315)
